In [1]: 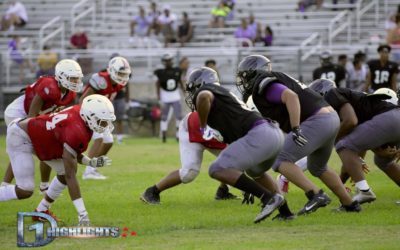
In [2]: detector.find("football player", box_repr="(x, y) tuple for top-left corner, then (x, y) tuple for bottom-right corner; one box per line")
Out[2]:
(0, 95), (115, 226)
(1, 59), (83, 193)
(237, 55), (360, 214)
(154, 53), (184, 143)
(141, 111), (238, 204)
(80, 56), (131, 180)
(184, 67), (293, 223)
(310, 79), (400, 204)
(312, 50), (347, 87)
(363, 44), (398, 92)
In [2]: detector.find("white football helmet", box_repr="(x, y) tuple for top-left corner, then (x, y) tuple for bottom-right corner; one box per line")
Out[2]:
(80, 94), (116, 133)
(55, 59), (84, 92)
(107, 56), (131, 86)
(372, 88), (398, 105)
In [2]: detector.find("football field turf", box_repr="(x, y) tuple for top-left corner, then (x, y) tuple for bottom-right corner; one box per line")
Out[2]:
(0, 137), (399, 249)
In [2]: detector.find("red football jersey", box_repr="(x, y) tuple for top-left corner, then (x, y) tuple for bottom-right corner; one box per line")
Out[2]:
(187, 112), (227, 150)
(27, 105), (93, 161)
(82, 71), (125, 100)
(24, 76), (77, 114)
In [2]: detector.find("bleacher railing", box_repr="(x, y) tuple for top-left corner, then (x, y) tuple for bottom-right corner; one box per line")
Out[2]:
(328, 10), (352, 48)
(356, 0), (379, 39)
(39, 16), (65, 51)
(71, 0), (96, 34)
(298, 32), (321, 81)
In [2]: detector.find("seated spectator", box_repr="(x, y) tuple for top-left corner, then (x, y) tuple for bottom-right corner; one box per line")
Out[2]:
(337, 54), (348, 68)
(8, 35), (33, 82)
(1, 1), (28, 31)
(248, 13), (262, 42)
(223, 0), (236, 20)
(234, 18), (255, 45)
(178, 12), (194, 47)
(36, 45), (58, 78)
(147, 1), (161, 36)
(387, 14), (400, 63)
(158, 4), (177, 47)
(263, 26), (274, 46)
(209, 1), (231, 28)
(297, 0), (323, 12)
(129, 6), (151, 44)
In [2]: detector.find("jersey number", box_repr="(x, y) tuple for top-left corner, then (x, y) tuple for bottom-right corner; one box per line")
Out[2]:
(166, 79), (177, 90)
(373, 70), (389, 84)
(46, 114), (68, 130)
(321, 72), (336, 82)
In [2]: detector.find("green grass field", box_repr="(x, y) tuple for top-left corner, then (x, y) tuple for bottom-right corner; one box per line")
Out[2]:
(0, 137), (399, 250)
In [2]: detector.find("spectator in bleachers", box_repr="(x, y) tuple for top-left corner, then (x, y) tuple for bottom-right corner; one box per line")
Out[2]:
(36, 45), (58, 78)
(234, 18), (255, 45)
(129, 6), (151, 44)
(386, 14), (400, 64)
(158, 4), (177, 47)
(178, 12), (194, 47)
(263, 25), (274, 47)
(297, 0), (323, 12)
(69, 28), (92, 74)
(332, 0), (356, 11)
(147, 1), (161, 36)
(209, 1), (230, 28)
(1, 1), (28, 31)
(223, 0), (235, 21)
(248, 13), (262, 42)
(8, 35), (33, 83)
(346, 57), (367, 91)
(337, 54), (348, 68)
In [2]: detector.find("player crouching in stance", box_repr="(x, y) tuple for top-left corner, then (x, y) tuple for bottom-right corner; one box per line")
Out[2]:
(184, 67), (294, 223)
(141, 111), (238, 204)
(0, 95), (115, 226)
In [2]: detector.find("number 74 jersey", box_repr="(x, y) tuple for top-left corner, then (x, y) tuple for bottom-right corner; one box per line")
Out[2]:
(27, 105), (93, 161)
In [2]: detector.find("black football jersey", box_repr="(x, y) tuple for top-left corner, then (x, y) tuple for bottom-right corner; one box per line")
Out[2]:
(154, 68), (182, 91)
(312, 64), (347, 85)
(193, 84), (263, 144)
(252, 71), (328, 133)
(367, 59), (399, 91)
(324, 88), (397, 124)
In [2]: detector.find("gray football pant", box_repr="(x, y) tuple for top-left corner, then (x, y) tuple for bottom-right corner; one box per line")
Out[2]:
(209, 121), (284, 178)
(272, 111), (340, 177)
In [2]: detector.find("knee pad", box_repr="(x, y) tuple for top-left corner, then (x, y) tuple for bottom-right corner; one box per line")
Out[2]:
(179, 169), (199, 183)
(103, 131), (114, 144)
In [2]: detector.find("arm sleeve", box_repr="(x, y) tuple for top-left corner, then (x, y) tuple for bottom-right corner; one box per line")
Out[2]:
(264, 83), (288, 104)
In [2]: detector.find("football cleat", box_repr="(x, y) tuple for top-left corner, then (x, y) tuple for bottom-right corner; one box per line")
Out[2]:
(33, 209), (61, 222)
(298, 190), (331, 215)
(272, 213), (296, 221)
(254, 193), (285, 223)
(352, 188), (376, 204)
(276, 174), (289, 194)
(82, 168), (107, 180)
(332, 201), (362, 213)
(215, 186), (239, 200)
(140, 186), (160, 205)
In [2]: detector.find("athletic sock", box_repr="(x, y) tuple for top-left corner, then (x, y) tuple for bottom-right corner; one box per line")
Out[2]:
(355, 180), (370, 192)
(233, 174), (273, 202)
(278, 201), (293, 216)
(37, 199), (51, 212)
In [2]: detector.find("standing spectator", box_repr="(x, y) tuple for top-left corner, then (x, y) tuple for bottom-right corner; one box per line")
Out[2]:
(8, 35), (33, 83)
(154, 53), (183, 143)
(337, 54), (348, 68)
(248, 13), (262, 42)
(387, 14), (400, 64)
(158, 5), (177, 48)
(346, 57), (367, 91)
(129, 6), (151, 45)
(209, 1), (230, 28)
(234, 18), (255, 45)
(179, 57), (190, 84)
(147, 1), (161, 36)
(312, 50), (347, 87)
(263, 26), (274, 47)
(69, 27), (92, 74)
(36, 45), (58, 78)
(1, 1), (28, 31)
(364, 44), (399, 92)
(205, 59), (217, 72)
(177, 12), (194, 47)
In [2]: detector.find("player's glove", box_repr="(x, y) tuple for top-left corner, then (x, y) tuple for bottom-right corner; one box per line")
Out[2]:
(292, 126), (308, 147)
(242, 192), (254, 205)
(78, 212), (90, 227)
(90, 156), (112, 168)
(200, 125), (224, 142)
